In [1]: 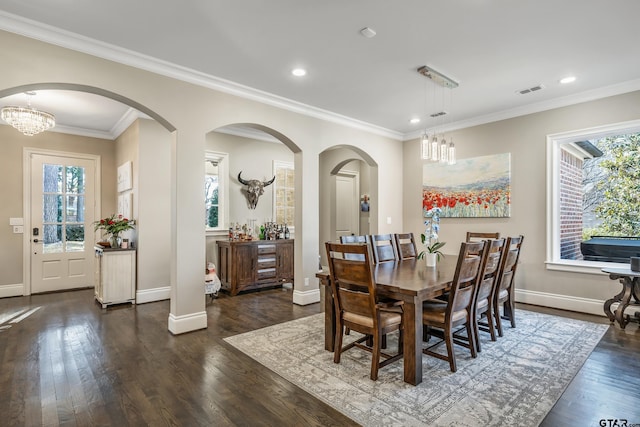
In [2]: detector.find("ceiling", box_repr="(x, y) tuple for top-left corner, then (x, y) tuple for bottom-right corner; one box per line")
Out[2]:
(1, 1), (640, 140)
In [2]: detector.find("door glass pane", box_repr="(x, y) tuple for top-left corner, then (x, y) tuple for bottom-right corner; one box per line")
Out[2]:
(66, 166), (85, 194)
(43, 164), (62, 193)
(66, 195), (85, 222)
(65, 224), (85, 252)
(43, 195), (63, 222)
(42, 224), (63, 254)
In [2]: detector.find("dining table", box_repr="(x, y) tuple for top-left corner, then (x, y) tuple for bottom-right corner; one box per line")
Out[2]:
(316, 256), (458, 386)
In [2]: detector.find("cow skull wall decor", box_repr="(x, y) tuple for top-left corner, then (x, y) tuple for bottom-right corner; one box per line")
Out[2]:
(238, 171), (276, 209)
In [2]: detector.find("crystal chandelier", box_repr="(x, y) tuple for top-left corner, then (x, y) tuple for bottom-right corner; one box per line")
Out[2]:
(1, 92), (55, 136)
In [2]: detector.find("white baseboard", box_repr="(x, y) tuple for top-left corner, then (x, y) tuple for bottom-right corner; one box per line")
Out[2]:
(0, 283), (24, 298)
(136, 286), (171, 304)
(515, 289), (607, 317)
(293, 287), (320, 305)
(168, 311), (207, 335)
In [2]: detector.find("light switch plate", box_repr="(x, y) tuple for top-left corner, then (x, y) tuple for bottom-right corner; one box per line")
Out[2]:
(13, 225), (24, 233)
(9, 217), (23, 226)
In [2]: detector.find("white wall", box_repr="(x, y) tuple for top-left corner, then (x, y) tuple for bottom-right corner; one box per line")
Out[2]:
(403, 90), (640, 316)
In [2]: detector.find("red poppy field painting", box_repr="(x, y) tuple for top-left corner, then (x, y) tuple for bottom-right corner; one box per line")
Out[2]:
(422, 153), (511, 218)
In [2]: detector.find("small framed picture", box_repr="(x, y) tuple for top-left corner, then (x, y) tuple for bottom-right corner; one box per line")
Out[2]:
(117, 161), (132, 192)
(360, 194), (370, 212)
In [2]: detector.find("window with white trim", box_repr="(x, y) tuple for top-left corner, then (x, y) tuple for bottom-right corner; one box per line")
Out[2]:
(273, 161), (294, 226)
(546, 120), (640, 274)
(205, 151), (228, 232)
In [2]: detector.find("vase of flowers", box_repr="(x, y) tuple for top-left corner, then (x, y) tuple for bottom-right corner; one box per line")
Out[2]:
(94, 214), (135, 248)
(418, 207), (446, 267)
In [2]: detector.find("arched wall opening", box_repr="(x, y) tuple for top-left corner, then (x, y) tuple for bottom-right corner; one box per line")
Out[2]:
(205, 122), (302, 298)
(319, 145), (379, 266)
(0, 83), (176, 306)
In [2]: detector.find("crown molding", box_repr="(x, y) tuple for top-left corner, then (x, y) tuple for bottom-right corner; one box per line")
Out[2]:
(0, 11), (403, 141)
(403, 78), (640, 141)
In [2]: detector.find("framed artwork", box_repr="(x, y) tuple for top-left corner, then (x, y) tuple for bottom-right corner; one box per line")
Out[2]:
(118, 193), (132, 219)
(360, 194), (370, 212)
(422, 152), (511, 218)
(117, 161), (132, 192)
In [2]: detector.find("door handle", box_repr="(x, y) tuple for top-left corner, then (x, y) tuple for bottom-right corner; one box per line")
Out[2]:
(33, 239), (42, 243)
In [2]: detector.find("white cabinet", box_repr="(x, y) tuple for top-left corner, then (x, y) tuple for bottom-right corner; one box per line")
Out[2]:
(94, 247), (136, 308)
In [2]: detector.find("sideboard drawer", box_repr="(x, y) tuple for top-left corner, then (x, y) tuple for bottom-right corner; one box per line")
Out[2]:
(257, 268), (276, 280)
(258, 244), (276, 255)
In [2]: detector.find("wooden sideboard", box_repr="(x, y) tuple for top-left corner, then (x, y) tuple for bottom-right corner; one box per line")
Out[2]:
(217, 239), (294, 295)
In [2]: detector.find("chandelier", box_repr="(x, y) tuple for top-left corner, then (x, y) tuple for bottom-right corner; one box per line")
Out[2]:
(1, 92), (55, 136)
(418, 66), (457, 165)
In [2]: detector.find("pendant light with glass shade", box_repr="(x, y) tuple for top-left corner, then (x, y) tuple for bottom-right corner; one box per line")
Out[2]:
(417, 65), (458, 165)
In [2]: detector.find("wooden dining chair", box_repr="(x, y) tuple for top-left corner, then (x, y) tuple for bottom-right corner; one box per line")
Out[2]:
(471, 238), (505, 351)
(466, 231), (500, 242)
(339, 235), (369, 261)
(394, 232), (418, 260)
(421, 241), (486, 373)
(325, 242), (404, 381)
(493, 235), (524, 337)
(369, 234), (399, 263)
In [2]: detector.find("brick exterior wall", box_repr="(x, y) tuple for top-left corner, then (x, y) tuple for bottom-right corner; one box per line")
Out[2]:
(559, 149), (584, 260)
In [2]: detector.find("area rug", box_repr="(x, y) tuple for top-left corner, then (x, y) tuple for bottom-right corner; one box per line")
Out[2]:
(224, 310), (608, 426)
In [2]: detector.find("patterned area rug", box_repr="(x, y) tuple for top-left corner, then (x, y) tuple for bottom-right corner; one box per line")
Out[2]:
(224, 310), (608, 426)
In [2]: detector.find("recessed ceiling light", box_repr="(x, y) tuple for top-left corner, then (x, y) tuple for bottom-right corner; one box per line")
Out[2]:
(291, 68), (307, 77)
(560, 76), (576, 84)
(410, 118), (421, 124)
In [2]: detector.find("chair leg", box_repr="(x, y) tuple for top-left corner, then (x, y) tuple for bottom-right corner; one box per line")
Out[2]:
(494, 302), (504, 337)
(473, 314), (481, 353)
(370, 331), (381, 381)
(444, 325), (457, 373)
(485, 304), (497, 341)
(334, 322), (345, 363)
(466, 321), (477, 359)
(505, 298), (516, 328)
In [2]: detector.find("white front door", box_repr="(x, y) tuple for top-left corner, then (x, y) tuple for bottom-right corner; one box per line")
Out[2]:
(30, 153), (96, 293)
(335, 172), (359, 240)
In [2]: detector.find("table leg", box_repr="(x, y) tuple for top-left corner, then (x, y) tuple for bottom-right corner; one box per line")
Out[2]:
(402, 297), (422, 386)
(604, 281), (626, 323)
(322, 280), (336, 352)
(613, 276), (635, 329)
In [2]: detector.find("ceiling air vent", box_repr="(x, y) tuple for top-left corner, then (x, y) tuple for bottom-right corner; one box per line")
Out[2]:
(430, 111), (448, 118)
(517, 84), (544, 95)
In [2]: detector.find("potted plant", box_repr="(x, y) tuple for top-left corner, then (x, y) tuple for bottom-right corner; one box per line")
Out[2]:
(94, 214), (135, 248)
(418, 207), (446, 267)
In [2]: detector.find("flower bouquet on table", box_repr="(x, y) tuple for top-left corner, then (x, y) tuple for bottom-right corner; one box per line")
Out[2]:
(94, 214), (135, 248)
(418, 207), (446, 264)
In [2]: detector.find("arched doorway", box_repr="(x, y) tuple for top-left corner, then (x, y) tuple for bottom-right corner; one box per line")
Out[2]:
(206, 123), (301, 299)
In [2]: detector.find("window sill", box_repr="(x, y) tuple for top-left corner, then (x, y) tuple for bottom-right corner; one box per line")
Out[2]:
(545, 259), (629, 275)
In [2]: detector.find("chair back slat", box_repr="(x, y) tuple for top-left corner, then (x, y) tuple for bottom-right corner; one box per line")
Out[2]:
(370, 234), (399, 263)
(394, 232), (418, 260)
(497, 236), (524, 293)
(448, 241), (486, 314)
(325, 242), (377, 319)
(339, 235), (369, 261)
(466, 231), (500, 242)
(476, 238), (506, 303)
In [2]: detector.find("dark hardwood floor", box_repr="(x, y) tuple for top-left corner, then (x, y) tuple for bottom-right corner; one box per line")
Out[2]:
(0, 287), (638, 426)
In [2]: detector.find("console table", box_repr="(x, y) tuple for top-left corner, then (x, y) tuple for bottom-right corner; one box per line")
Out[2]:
(94, 246), (137, 308)
(217, 239), (293, 295)
(602, 267), (640, 329)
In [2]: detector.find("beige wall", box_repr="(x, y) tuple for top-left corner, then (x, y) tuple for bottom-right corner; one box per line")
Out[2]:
(0, 30), (403, 331)
(403, 90), (640, 315)
(0, 124), (116, 293)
